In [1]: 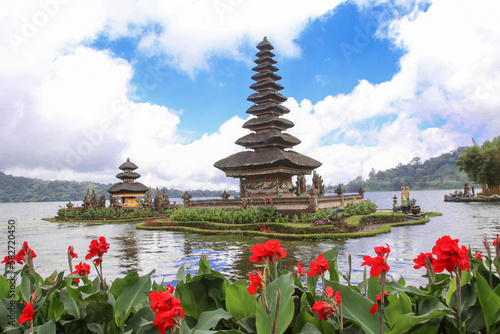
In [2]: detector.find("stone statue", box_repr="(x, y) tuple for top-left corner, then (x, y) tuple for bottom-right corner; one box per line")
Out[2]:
(110, 196), (116, 208)
(295, 175), (307, 196)
(181, 191), (192, 205)
(83, 189), (91, 209)
(328, 204), (345, 222)
(98, 192), (106, 209)
(308, 184), (318, 196)
(312, 171), (325, 196)
(220, 190), (230, 200)
(162, 188), (170, 207)
(66, 201), (73, 209)
(357, 185), (365, 198)
(90, 189), (98, 208)
(143, 187), (153, 210)
(154, 187), (162, 212)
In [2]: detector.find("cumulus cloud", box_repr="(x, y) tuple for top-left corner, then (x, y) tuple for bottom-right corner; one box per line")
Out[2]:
(1, 0), (499, 192)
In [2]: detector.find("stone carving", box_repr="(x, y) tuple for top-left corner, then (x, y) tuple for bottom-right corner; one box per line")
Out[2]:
(98, 192), (106, 209)
(295, 175), (307, 196)
(357, 185), (365, 198)
(90, 189), (98, 208)
(162, 188), (170, 207)
(83, 189), (91, 209)
(312, 171), (325, 196)
(220, 190), (230, 200)
(154, 187), (162, 212)
(110, 196), (117, 208)
(328, 204), (345, 222)
(308, 184), (318, 196)
(143, 187), (153, 210)
(181, 191), (192, 205)
(66, 201), (73, 209)
(334, 184), (345, 196)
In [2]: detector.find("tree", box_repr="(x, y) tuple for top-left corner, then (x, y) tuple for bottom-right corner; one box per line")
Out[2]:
(457, 136), (500, 194)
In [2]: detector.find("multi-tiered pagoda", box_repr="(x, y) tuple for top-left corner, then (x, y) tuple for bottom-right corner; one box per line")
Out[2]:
(108, 158), (148, 207)
(214, 37), (321, 198)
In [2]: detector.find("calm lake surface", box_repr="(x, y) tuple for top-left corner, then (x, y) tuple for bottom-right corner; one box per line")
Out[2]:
(1, 190), (499, 286)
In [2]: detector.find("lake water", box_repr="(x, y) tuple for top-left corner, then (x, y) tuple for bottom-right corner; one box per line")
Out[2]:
(1, 190), (499, 287)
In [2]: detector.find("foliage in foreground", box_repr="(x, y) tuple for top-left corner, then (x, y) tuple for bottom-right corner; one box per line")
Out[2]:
(2, 233), (500, 333)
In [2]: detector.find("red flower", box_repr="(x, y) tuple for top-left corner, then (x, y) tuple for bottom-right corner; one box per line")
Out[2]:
(249, 240), (286, 264)
(308, 254), (329, 277)
(85, 236), (110, 266)
(370, 291), (388, 314)
(18, 302), (34, 324)
(324, 286), (342, 306)
(14, 242), (37, 265)
(297, 262), (306, 275)
(149, 290), (184, 334)
(73, 262), (90, 277)
(431, 235), (469, 273)
(68, 245), (78, 259)
(312, 301), (334, 320)
(493, 234), (500, 247)
(324, 286), (335, 299)
(474, 251), (483, 261)
(413, 252), (434, 270)
(374, 243), (391, 257)
(1, 256), (12, 265)
(247, 270), (263, 295)
(361, 256), (390, 277)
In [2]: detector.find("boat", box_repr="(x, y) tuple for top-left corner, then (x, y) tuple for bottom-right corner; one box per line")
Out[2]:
(444, 194), (500, 202)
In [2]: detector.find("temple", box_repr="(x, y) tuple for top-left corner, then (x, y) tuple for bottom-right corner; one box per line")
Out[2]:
(214, 37), (321, 198)
(107, 158), (148, 207)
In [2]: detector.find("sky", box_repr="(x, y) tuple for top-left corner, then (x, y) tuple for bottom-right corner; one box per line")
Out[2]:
(1, 0), (499, 191)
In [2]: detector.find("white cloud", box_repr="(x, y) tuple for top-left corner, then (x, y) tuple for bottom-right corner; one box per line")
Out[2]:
(1, 0), (500, 192)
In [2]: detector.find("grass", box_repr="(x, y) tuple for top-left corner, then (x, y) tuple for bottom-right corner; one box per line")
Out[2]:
(136, 212), (431, 240)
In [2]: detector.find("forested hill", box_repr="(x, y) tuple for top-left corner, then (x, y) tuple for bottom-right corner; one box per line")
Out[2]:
(0, 172), (237, 203)
(339, 147), (474, 192)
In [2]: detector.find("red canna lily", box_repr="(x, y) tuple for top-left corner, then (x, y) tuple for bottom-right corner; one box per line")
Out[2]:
(312, 301), (335, 320)
(370, 291), (388, 314)
(247, 270), (264, 295)
(361, 255), (390, 277)
(474, 251), (483, 261)
(308, 254), (329, 277)
(149, 289), (184, 334)
(297, 262), (306, 275)
(374, 243), (391, 257)
(431, 235), (469, 273)
(249, 240), (286, 264)
(73, 262), (90, 277)
(413, 252), (434, 270)
(18, 302), (34, 324)
(68, 245), (78, 259)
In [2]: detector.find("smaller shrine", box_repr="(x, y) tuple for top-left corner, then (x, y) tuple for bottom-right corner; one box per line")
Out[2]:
(108, 158), (148, 207)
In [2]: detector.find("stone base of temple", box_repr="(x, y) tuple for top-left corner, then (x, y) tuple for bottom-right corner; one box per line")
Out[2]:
(185, 194), (363, 214)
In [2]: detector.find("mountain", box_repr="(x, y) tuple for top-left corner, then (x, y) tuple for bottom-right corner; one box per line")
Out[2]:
(0, 173), (238, 203)
(333, 147), (476, 192)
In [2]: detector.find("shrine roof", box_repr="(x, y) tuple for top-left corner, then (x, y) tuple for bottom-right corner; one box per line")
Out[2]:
(242, 115), (294, 130)
(116, 172), (141, 179)
(119, 158), (138, 170)
(235, 130), (300, 148)
(108, 182), (148, 194)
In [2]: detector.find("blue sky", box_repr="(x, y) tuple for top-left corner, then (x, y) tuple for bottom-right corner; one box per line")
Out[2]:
(1, 0), (499, 190)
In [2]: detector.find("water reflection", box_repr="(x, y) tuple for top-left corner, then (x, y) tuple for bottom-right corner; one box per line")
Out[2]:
(1, 190), (499, 288)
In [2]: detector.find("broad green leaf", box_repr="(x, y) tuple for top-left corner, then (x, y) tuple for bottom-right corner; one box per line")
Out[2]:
(0, 275), (11, 300)
(59, 288), (83, 319)
(192, 330), (245, 334)
(476, 272), (500, 332)
(298, 322), (322, 333)
(20, 274), (31, 302)
(176, 280), (212, 320)
(109, 271), (140, 298)
(45, 292), (65, 322)
(87, 322), (105, 334)
(326, 281), (379, 334)
(256, 273), (295, 334)
(385, 293), (447, 334)
(446, 270), (471, 305)
(124, 305), (155, 334)
(323, 247), (340, 282)
(226, 283), (257, 320)
(114, 270), (153, 329)
(176, 264), (186, 283)
(293, 305), (321, 334)
(0, 299), (21, 331)
(33, 320), (56, 334)
(192, 308), (233, 331)
(85, 300), (114, 327)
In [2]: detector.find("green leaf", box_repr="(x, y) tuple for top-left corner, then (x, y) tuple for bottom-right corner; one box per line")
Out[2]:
(293, 305), (321, 334)
(385, 293), (447, 334)
(59, 288), (84, 319)
(226, 283), (257, 321)
(256, 273), (294, 334)
(176, 264), (186, 283)
(475, 271), (500, 332)
(0, 275), (11, 300)
(192, 308), (233, 331)
(298, 322), (322, 333)
(323, 247), (340, 282)
(446, 270), (471, 305)
(33, 320), (56, 334)
(176, 280), (212, 320)
(114, 270), (153, 329)
(45, 292), (65, 322)
(109, 271), (140, 298)
(20, 274), (31, 302)
(124, 305), (155, 334)
(325, 281), (379, 334)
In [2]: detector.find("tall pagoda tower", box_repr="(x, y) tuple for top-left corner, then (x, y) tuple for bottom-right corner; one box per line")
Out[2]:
(214, 37), (321, 198)
(108, 158), (148, 207)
